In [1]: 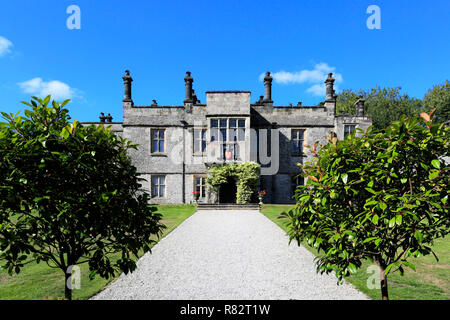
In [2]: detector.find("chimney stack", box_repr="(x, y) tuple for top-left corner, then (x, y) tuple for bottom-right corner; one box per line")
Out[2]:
(122, 70), (133, 102)
(325, 73), (336, 101)
(263, 71), (273, 105)
(355, 95), (365, 116)
(184, 71), (194, 104)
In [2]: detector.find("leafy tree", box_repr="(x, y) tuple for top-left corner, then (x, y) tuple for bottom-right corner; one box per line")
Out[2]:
(335, 89), (363, 115)
(0, 96), (165, 300)
(282, 110), (449, 300)
(423, 80), (450, 124)
(336, 87), (423, 130)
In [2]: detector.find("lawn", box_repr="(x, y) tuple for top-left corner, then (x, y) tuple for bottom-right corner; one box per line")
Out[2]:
(260, 204), (450, 300)
(0, 204), (196, 300)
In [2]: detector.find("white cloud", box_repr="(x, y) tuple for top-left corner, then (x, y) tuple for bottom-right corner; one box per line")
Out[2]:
(306, 83), (327, 96)
(0, 36), (13, 56)
(259, 63), (343, 97)
(18, 77), (76, 100)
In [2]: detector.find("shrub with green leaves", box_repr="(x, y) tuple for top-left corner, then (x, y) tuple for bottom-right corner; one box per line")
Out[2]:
(0, 96), (165, 300)
(206, 162), (260, 204)
(282, 110), (449, 300)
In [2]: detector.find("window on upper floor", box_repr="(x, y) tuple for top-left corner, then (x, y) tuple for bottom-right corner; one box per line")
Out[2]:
(291, 129), (305, 155)
(210, 118), (245, 161)
(344, 125), (356, 138)
(151, 129), (165, 153)
(193, 128), (207, 154)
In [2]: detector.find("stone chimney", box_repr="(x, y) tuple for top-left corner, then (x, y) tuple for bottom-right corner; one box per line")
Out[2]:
(324, 73), (337, 116)
(325, 73), (336, 101)
(263, 71), (273, 105)
(122, 70), (133, 102)
(184, 71), (194, 104)
(355, 95), (365, 116)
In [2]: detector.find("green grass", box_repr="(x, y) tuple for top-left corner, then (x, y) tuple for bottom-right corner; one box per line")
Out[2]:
(260, 204), (450, 300)
(0, 204), (196, 300)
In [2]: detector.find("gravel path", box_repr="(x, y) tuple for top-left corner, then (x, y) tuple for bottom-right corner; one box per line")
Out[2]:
(91, 210), (369, 300)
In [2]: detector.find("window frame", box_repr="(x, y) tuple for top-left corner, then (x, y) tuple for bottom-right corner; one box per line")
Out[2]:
(151, 175), (166, 198)
(344, 124), (356, 138)
(151, 128), (166, 154)
(193, 175), (207, 200)
(291, 129), (305, 156)
(291, 174), (304, 197)
(210, 118), (246, 161)
(193, 128), (207, 155)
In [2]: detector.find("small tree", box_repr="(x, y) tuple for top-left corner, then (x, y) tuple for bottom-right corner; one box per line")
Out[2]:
(282, 110), (449, 300)
(336, 87), (423, 130)
(0, 96), (165, 300)
(423, 80), (450, 124)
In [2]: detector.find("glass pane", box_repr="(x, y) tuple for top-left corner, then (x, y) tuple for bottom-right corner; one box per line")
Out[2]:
(194, 141), (200, 153)
(293, 141), (299, 153)
(159, 186), (165, 197)
(292, 130), (298, 140)
(152, 185), (158, 196)
(152, 141), (159, 152)
(298, 130), (304, 140)
(159, 130), (164, 139)
(194, 130), (201, 139)
(238, 119), (245, 128)
(152, 130), (158, 139)
(220, 129), (227, 141)
(195, 177), (200, 185)
(229, 128), (237, 141)
(159, 141), (164, 153)
(202, 140), (206, 152)
(229, 119), (236, 128)
(152, 177), (158, 185)
(211, 119), (218, 128)
(211, 128), (218, 142)
(160, 176), (165, 184)
(201, 129), (206, 140)
(220, 119), (227, 128)
(238, 128), (245, 141)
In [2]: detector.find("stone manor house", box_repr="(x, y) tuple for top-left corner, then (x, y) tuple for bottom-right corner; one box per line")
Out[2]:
(82, 70), (372, 204)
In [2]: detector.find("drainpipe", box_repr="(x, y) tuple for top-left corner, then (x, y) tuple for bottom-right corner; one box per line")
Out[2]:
(180, 120), (188, 203)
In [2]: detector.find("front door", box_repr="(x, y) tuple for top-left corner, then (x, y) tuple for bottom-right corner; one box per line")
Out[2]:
(219, 177), (237, 203)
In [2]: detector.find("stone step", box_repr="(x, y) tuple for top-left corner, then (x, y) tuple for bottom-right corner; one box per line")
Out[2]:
(196, 203), (260, 211)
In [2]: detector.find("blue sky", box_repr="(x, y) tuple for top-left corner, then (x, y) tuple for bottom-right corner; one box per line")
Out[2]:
(0, 0), (449, 122)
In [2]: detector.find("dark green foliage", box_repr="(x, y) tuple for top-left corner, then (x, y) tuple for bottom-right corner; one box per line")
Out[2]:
(423, 80), (450, 124)
(282, 110), (449, 300)
(206, 162), (260, 204)
(0, 96), (165, 299)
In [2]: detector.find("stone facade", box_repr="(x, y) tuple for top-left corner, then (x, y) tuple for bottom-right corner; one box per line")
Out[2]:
(82, 71), (372, 204)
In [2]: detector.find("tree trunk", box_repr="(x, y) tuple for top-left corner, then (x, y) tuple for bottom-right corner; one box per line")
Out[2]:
(65, 270), (72, 300)
(375, 259), (389, 300)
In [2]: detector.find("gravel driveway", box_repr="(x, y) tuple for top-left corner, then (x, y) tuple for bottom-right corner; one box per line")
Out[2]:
(91, 209), (369, 300)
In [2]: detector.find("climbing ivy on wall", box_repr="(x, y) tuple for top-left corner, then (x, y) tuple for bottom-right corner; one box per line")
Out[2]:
(206, 162), (260, 204)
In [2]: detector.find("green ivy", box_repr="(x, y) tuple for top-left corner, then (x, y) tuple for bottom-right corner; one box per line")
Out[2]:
(206, 162), (260, 204)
